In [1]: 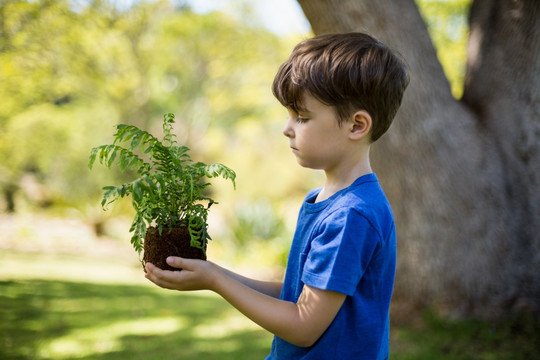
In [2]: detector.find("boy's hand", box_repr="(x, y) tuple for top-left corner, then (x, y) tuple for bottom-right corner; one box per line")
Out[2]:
(144, 257), (217, 291)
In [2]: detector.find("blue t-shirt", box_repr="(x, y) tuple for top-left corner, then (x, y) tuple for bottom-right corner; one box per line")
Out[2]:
(266, 173), (396, 360)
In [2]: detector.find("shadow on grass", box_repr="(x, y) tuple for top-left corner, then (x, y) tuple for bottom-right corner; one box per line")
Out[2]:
(2, 279), (539, 360)
(0, 279), (271, 360)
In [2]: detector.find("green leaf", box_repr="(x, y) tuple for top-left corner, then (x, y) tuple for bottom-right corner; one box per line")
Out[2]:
(142, 134), (154, 153)
(88, 147), (99, 169)
(107, 148), (118, 167)
(132, 180), (143, 202)
(143, 174), (158, 192)
(204, 163), (237, 188)
(129, 156), (141, 170)
(130, 133), (142, 150)
(119, 155), (128, 171)
(101, 185), (120, 209)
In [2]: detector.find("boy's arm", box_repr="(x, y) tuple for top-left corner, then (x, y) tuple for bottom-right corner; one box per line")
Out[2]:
(213, 264), (283, 299)
(145, 257), (346, 347)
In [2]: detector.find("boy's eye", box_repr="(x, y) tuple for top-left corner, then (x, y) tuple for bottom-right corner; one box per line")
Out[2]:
(296, 117), (309, 123)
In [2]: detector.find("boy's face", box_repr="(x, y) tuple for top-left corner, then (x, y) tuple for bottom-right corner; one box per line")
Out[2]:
(283, 93), (352, 172)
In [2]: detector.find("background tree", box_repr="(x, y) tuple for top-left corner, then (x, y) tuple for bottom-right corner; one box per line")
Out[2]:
(297, 0), (540, 318)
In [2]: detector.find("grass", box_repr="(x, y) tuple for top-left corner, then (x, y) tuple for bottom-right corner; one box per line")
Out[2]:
(1, 279), (270, 359)
(0, 247), (271, 360)
(1, 250), (538, 359)
(390, 310), (539, 360)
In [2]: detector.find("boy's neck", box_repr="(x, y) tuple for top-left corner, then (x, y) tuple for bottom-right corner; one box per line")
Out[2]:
(316, 148), (372, 203)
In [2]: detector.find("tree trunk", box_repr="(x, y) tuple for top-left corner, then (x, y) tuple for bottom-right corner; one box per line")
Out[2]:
(297, 0), (540, 318)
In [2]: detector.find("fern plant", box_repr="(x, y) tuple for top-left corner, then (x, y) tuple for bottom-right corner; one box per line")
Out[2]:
(88, 113), (236, 254)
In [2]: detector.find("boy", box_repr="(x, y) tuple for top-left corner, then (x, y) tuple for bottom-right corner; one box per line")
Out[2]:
(145, 32), (409, 359)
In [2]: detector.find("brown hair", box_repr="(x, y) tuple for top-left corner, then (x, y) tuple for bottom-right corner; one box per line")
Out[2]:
(272, 32), (409, 142)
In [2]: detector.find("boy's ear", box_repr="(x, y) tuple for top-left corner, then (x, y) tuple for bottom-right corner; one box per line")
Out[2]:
(348, 110), (372, 141)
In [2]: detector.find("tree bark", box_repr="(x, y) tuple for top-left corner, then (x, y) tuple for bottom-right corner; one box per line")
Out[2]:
(463, 0), (540, 315)
(297, 0), (540, 318)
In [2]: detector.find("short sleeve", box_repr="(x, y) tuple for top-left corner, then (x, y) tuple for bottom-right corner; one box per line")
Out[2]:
(302, 209), (381, 296)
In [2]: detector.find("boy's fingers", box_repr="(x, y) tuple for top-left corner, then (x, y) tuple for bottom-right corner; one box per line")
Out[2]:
(145, 262), (156, 272)
(147, 275), (177, 289)
(145, 264), (178, 289)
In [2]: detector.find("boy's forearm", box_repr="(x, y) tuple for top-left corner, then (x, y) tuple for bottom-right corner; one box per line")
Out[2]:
(215, 264), (283, 298)
(210, 266), (312, 346)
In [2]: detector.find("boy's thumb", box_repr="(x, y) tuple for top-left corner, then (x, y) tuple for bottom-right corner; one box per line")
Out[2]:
(166, 256), (185, 269)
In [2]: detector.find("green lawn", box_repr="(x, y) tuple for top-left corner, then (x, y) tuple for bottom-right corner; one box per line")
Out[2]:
(389, 309), (539, 360)
(1, 279), (271, 359)
(1, 251), (538, 359)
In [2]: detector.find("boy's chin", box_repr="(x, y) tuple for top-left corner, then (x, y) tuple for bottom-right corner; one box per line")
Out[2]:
(295, 158), (322, 170)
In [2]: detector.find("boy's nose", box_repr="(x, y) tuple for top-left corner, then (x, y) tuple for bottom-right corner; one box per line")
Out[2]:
(282, 117), (295, 138)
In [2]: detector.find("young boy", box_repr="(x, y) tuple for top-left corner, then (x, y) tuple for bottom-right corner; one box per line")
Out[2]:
(145, 32), (409, 359)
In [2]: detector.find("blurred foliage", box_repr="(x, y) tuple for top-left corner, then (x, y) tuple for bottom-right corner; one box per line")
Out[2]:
(0, 0), (471, 259)
(233, 199), (285, 247)
(417, 0), (472, 98)
(0, 0), (311, 225)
